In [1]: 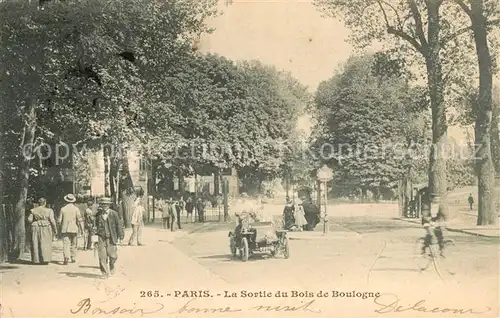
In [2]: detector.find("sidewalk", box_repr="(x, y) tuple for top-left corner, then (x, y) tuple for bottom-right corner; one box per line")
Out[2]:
(1, 226), (229, 317)
(399, 217), (500, 238)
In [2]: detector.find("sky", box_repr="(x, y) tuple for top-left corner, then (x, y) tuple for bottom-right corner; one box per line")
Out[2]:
(198, 0), (499, 140)
(198, 0), (351, 92)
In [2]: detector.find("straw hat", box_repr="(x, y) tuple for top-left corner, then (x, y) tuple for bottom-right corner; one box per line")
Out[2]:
(63, 194), (76, 203)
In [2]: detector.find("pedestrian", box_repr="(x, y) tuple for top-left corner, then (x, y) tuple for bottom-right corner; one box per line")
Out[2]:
(468, 193), (474, 211)
(95, 197), (124, 278)
(167, 198), (176, 231)
(161, 197), (171, 230)
(196, 197), (205, 223)
(28, 198), (57, 265)
(174, 199), (182, 230)
(128, 196), (144, 246)
(59, 194), (83, 265)
(282, 197), (295, 230)
(178, 196), (186, 220)
(185, 197), (194, 223)
(302, 197), (320, 231)
(293, 198), (307, 231)
(83, 199), (95, 250)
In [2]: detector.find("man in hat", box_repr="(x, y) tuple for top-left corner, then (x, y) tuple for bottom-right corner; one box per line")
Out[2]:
(59, 194), (83, 265)
(95, 197), (124, 278)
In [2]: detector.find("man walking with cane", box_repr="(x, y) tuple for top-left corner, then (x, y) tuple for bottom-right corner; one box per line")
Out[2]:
(95, 197), (124, 278)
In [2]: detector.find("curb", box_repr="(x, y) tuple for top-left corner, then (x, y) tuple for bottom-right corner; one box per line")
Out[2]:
(445, 227), (500, 239)
(398, 218), (500, 238)
(287, 231), (361, 241)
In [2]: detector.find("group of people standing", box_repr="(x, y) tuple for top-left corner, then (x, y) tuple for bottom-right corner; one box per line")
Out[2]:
(157, 196), (206, 230)
(282, 196), (320, 231)
(158, 197), (184, 231)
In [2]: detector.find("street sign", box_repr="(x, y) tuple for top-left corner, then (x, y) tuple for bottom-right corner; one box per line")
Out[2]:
(316, 165), (333, 182)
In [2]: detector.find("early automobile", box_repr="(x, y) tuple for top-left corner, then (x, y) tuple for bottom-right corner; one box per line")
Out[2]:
(228, 213), (289, 262)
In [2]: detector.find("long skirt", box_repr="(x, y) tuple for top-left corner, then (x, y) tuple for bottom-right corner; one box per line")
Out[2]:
(30, 225), (53, 264)
(284, 211), (295, 230)
(294, 211), (308, 228)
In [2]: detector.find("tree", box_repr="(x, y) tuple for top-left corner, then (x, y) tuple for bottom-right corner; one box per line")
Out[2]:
(313, 53), (429, 202)
(313, 0), (482, 219)
(493, 90), (500, 175)
(236, 61), (310, 194)
(450, 0), (499, 225)
(150, 55), (309, 196)
(0, 0), (218, 256)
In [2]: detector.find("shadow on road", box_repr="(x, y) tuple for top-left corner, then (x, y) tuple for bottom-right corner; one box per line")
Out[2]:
(59, 271), (102, 279)
(201, 253), (273, 263)
(199, 254), (231, 260)
(79, 265), (100, 269)
(0, 265), (19, 270)
(8, 259), (32, 265)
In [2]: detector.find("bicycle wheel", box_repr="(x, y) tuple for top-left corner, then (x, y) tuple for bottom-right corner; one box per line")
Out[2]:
(414, 237), (432, 271)
(435, 239), (458, 276)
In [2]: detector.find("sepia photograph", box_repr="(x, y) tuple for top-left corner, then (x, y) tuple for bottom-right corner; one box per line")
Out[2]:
(0, 0), (499, 317)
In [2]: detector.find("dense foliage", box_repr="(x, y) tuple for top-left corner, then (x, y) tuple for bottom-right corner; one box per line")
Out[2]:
(313, 53), (429, 196)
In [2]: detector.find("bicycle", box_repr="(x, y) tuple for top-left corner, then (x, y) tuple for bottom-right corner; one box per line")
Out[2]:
(414, 227), (456, 280)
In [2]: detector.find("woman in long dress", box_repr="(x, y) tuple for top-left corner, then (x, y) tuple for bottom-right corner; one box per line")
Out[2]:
(282, 197), (295, 230)
(28, 198), (57, 264)
(293, 199), (308, 231)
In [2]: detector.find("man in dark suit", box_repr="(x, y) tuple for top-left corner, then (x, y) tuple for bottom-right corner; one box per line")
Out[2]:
(95, 197), (124, 278)
(302, 198), (320, 231)
(196, 198), (205, 223)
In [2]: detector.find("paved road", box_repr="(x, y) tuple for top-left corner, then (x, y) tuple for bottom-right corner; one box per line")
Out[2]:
(1, 216), (498, 317)
(172, 216), (499, 316)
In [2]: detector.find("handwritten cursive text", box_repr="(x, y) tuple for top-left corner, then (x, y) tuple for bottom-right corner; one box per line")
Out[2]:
(169, 298), (322, 314)
(170, 298), (242, 314)
(373, 294), (492, 315)
(70, 298), (164, 315)
(250, 300), (321, 313)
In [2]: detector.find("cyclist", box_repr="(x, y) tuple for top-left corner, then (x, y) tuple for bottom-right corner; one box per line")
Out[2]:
(421, 190), (446, 257)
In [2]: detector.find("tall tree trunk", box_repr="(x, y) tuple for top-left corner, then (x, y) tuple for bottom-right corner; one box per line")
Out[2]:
(223, 179), (229, 222)
(471, 0), (496, 225)
(109, 151), (119, 203)
(425, 0), (448, 220)
(119, 147), (135, 228)
(316, 180), (321, 208)
(13, 104), (36, 260)
(214, 168), (220, 196)
(491, 100), (499, 175)
(103, 145), (111, 197)
(399, 177), (411, 217)
(178, 168), (185, 198)
(361, 187), (367, 203)
(0, 205), (7, 263)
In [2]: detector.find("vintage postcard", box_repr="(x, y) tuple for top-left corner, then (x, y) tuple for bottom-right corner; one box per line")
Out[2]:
(1, 0), (499, 317)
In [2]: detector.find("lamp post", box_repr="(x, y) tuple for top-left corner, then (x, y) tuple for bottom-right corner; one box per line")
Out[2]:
(316, 165), (333, 235)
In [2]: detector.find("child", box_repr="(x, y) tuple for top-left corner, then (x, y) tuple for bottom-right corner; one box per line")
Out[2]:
(293, 199), (308, 231)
